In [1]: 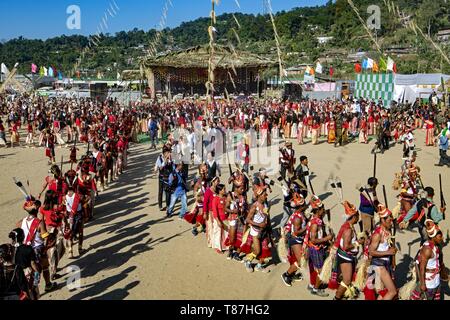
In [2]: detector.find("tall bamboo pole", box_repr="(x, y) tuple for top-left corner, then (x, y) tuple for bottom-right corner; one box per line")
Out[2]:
(206, 0), (216, 117)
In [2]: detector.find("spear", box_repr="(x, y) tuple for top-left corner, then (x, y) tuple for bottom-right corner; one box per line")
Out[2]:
(440, 174), (446, 220)
(373, 153), (377, 179)
(383, 184), (397, 269)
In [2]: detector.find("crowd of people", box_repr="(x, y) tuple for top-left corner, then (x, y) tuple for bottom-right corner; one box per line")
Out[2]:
(1, 91), (449, 300)
(151, 95), (449, 300)
(1, 93), (136, 300)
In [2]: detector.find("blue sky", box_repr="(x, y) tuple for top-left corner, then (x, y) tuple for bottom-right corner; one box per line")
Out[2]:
(0, 0), (329, 40)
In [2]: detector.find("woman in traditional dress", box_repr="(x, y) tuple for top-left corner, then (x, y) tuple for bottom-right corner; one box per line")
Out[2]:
(342, 117), (349, 145)
(425, 119), (435, 146)
(297, 116), (304, 145)
(211, 184), (229, 254)
(311, 120), (320, 145)
(351, 115), (358, 137)
(359, 116), (368, 144)
(306, 114), (313, 139)
(327, 118), (336, 144)
(368, 112), (375, 136)
(9, 121), (20, 148)
(291, 112), (298, 139)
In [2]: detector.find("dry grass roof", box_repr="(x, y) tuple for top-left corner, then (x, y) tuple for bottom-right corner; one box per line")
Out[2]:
(141, 45), (276, 69)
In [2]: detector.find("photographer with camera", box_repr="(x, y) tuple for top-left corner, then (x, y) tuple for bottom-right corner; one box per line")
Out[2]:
(358, 177), (379, 234)
(252, 168), (273, 204)
(154, 146), (174, 211)
(166, 163), (189, 219)
(0, 243), (30, 300)
(279, 141), (295, 181)
(295, 156), (311, 198)
(6, 228), (42, 300)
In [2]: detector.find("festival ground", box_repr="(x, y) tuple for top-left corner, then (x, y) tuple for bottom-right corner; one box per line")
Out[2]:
(0, 130), (449, 300)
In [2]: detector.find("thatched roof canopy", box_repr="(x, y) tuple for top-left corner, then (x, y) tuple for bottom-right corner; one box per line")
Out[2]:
(141, 45), (276, 70)
(121, 69), (142, 80)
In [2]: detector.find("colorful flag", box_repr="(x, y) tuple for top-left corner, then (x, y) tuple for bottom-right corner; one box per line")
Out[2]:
(43, 67), (48, 76)
(39, 66), (45, 76)
(58, 71), (63, 80)
(329, 66), (334, 77)
(387, 57), (395, 72)
(48, 67), (54, 77)
(373, 61), (379, 73)
(76, 70), (81, 78)
(367, 58), (374, 69)
(1, 63), (9, 76)
(362, 59), (368, 69)
(315, 62), (323, 74)
(379, 58), (387, 72)
(31, 63), (38, 74)
(305, 66), (315, 76)
(354, 63), (362, 73)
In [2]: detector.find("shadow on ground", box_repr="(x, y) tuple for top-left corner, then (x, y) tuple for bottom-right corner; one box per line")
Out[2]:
(58, 144), (184, 300)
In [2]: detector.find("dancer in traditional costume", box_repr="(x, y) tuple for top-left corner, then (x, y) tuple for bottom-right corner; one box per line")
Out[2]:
(243, 185), (272, 273)
(17, 199), (57, 293)
(333, 201), (363, 300)
(281, 193), (308, 286)
(224, 176), (248, 261)
(410, 220), (445, 300)
(63, 186), (85, 258)
(304, 196), (334, 297)
(364, 204), (397, 300)
(39, 191), (67, 281)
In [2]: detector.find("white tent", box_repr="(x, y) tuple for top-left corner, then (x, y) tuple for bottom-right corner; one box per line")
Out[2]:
(393, 73), (450, 103)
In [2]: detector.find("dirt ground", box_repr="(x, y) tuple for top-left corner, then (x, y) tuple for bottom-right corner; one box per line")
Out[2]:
(0, 127), (449, 300)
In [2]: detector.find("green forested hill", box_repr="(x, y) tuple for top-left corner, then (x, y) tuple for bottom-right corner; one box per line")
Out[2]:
(1, 0), (448, 78)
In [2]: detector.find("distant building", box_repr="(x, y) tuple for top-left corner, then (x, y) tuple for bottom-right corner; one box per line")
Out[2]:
(317, 36), (333, 44)
(286, 65), (313, 75)
(385, 46), (414, 56)
(437, 29), (450, 43)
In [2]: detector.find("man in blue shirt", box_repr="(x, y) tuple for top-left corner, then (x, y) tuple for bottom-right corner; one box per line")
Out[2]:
(166, 163), (188, 219)
(400, 187), (445, 245)
(436, 125), (449, 167)
(381, 115), (391, 152)
(148, 117), (158, 150)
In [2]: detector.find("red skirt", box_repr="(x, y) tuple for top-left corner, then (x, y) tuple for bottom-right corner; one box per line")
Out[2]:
(364, 287), (388, 300)
(45, 148), (51, 158)
(80, 135), (88, 143)
(184, 206), (205, 225)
